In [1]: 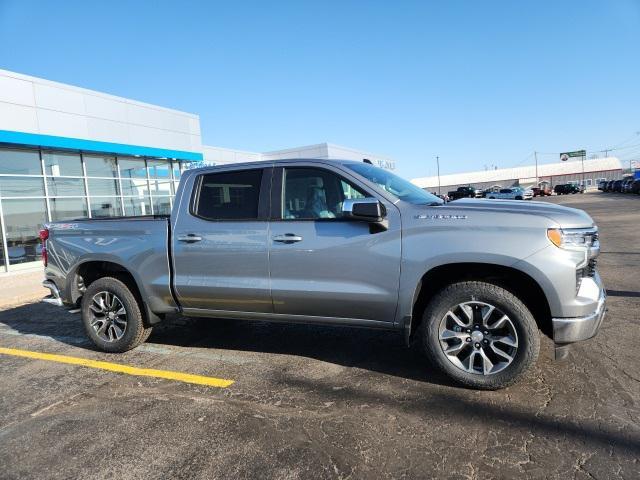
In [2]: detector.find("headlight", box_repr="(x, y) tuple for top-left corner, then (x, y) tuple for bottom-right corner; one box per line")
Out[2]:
(547, 228), (599, 250)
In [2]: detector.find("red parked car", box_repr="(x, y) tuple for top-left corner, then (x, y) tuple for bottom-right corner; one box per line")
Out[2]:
(531, 184), (552, 197)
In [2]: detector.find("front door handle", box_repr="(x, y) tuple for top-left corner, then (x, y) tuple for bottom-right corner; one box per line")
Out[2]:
(177, 234), (202, 243)
(272, 233), (303, 244)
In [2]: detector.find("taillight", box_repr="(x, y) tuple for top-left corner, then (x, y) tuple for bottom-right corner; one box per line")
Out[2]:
(39, 228), (49, 267)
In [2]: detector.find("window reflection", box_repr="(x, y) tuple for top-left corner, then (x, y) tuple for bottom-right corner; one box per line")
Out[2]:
(90, 198), (122, 218)
(43, 152), (83, 177)
(50, 197), (88, 221)
(2, 198), (46, 265)
(0, 148), (42, 175)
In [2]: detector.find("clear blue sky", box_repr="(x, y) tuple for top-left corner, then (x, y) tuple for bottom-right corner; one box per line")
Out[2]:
(1, 0), (639, 178)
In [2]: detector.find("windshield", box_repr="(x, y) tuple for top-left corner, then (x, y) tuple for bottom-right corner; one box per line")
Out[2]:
(346, 163), (443, 205)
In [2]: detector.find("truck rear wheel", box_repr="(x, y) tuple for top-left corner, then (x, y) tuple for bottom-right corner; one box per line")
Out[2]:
(81, 277), (152, 353)
(420, 281), (539, 390)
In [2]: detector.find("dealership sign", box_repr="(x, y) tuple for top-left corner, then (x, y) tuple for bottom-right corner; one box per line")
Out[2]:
(560, 150), (586, 161)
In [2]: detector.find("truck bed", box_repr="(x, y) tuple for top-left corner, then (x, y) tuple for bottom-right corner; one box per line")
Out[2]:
(44, 216), (177, 316)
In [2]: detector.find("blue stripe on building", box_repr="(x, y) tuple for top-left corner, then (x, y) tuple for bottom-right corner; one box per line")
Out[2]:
(0, 130), (203, 161)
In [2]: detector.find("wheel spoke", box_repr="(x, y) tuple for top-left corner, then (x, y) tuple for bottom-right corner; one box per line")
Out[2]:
(478, 348), (494, 374)
(446, 310), (468, 328)
(111, 323), (124, 339)
(481, 305), (495, 326)
(440, 329), (468, 340)
(95, 321), (108, 338)
(488, 314), (509, 329)
(491, 343), (513, 362)
(444, 341), (466, 354)
(465, 350), (479, 373)
(460, 304), (474, 324)
(492, 335), (518, 348)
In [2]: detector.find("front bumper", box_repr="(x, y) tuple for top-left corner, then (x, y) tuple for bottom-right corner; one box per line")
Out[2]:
(552, 289), (606, 344)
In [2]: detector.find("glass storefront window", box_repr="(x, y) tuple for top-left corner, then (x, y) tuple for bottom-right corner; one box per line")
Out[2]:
(46, 177), (85, 196)
(172, 161), (181, 179)
(84, 155), (118, 178)
(121, 178), (150, 196)
(147, 160), (171, 179)
(43, 152), (83, 177)
(49, 197), (89, 221)
(123, 196), (152, 216)
(87, 178), (120, 196)
(151, 196), (172, 215)
(118, 158), (148, 179)
(90, 198), (122, 218)
(0, 148), (42, 175)
(2, 198), (46, 265)
(149, 180), (173, 195)
(0, 177), (46, 197)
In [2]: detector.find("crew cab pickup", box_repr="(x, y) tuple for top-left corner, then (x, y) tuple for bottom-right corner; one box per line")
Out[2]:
(41, 159), (606, 389)
(447, 186), (482, 200)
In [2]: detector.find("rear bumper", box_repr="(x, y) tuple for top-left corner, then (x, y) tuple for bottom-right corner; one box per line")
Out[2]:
(552, 289), (606, 344)
(42, 279), (64, 307)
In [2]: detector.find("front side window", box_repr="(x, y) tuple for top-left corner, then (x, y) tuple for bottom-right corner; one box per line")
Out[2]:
(346, 162), (442, 205)
(282, 168), (368, 220)
(194, 169), (263, 220)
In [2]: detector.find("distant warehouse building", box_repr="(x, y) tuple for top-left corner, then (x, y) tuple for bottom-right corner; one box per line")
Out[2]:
(0, 68), (395, 273)
(411, 157), (623, 193)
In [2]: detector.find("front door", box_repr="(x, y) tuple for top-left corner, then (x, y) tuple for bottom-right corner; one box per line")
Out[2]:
(268, 165), (401, 323)
(172, 166), (273, 313)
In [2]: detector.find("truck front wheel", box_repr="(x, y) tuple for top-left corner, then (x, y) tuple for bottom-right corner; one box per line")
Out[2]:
(420, 281), (539, 390)
(81, 277), (152, 353)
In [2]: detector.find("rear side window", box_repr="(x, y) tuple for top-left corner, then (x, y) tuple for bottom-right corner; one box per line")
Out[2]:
(194, 169), (263, 220)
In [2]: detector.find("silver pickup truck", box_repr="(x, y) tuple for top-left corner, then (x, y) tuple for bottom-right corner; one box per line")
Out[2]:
(41, 159), (606, 389)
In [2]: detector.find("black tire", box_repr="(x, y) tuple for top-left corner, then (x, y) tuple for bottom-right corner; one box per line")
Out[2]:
(81, 276), (152, 353)
(420, 281), (539, 390)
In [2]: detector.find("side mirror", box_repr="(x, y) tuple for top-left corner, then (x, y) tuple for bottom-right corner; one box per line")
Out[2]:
(342, 198), (386, 223)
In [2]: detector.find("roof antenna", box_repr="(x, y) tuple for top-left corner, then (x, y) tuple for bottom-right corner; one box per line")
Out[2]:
(363, 158), (372, 164)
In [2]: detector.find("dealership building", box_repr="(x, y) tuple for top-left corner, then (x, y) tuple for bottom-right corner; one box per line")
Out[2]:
(0, 68), (395, 273)
(411, 157), (624, 194)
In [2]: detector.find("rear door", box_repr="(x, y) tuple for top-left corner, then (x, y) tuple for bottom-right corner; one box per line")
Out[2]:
(268, 163), (401, 323)
(172, 166), (273, 313)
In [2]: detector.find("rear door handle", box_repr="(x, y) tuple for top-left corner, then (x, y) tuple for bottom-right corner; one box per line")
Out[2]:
(177, 234), (202, 243)
(272, 233), (303, 244)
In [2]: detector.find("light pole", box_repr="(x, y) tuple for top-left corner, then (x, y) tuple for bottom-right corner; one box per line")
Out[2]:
(436, 156), (441, 195)
(534, 151), (538, 185)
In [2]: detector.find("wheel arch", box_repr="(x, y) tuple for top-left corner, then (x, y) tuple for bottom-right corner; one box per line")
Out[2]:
(408, 262), (551, 345)
(72, 259), (163, 326)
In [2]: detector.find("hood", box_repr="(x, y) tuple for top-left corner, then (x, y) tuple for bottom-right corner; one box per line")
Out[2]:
(437, 198), (595, 228)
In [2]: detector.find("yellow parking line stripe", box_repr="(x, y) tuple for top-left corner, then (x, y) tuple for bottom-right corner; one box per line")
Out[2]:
(0, 347), (234, 388)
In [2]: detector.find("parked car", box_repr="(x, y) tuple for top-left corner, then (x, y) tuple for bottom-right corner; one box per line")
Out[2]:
(486, 187), (533, 200)
(597, 180), (607, 191)
(622, 178), (635, 193)
(41, 159), (606, 390)
(531, 185), (551, 197)
(605, 180), (615, 192)
(554, 184), (581, 195)
(447, 186), (482, 200)
(612, 179), (624, 192)
(632, 179), (640, 194)
(483, 185), (502, 196)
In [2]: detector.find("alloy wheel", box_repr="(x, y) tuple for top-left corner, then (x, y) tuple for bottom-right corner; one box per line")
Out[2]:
(438, 301), (518, 375)
(88, 291), (128, 342)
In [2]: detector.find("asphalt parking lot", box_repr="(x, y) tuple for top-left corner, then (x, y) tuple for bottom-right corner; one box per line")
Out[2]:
(0, 192), (638, 479)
